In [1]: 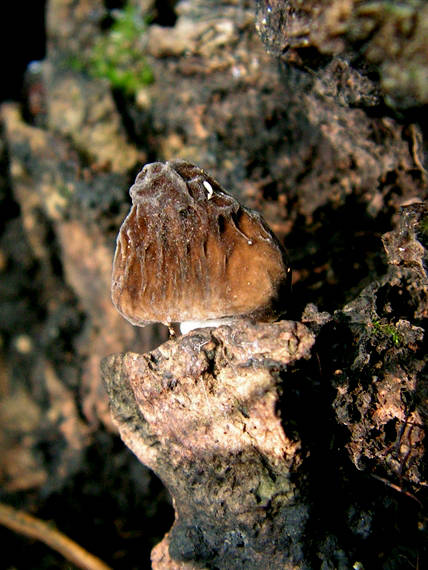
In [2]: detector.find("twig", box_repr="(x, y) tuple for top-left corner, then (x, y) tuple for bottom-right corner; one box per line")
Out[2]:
(370, 474), (423, 508)
(0, 502), (111, 570)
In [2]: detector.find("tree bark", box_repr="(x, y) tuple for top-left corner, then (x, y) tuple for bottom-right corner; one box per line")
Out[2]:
(0, 0), (426, 568)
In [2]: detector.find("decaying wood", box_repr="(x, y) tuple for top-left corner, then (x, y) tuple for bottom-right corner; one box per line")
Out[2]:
(102, 320), (315, 568)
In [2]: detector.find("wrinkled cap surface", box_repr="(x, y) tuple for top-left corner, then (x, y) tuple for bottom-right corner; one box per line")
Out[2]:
(111, 160), (291, 327)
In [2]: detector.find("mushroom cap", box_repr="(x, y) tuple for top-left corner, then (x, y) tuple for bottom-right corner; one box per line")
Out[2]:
(111, 160), (291, 327)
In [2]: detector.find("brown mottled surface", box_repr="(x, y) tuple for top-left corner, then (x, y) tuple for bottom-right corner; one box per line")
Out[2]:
(256, 0), (428, 108)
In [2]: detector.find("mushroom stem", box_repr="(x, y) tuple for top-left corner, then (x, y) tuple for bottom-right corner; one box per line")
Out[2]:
(179, 317), (237, 334)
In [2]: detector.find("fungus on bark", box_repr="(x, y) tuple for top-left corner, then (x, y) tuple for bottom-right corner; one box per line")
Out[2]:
(111, 160), (291, 333)
(105, 160), (315, 568)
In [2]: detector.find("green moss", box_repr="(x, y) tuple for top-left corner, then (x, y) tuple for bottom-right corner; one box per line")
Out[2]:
(66, 55), (86, 73)
(370, 319), (403, 347)
(74, 3), (154, 95)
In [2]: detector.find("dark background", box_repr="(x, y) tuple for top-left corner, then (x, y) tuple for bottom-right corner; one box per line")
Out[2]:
(1, 2), (46, 103)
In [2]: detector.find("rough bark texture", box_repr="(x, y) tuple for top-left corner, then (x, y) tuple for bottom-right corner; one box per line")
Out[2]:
(334, 203), (427, 487)
(0, 0), (427, 568)
(103, 321), (314, 568)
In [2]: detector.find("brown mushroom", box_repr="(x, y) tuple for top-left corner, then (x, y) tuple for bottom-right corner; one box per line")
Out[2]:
(111, 160), (291, 333)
